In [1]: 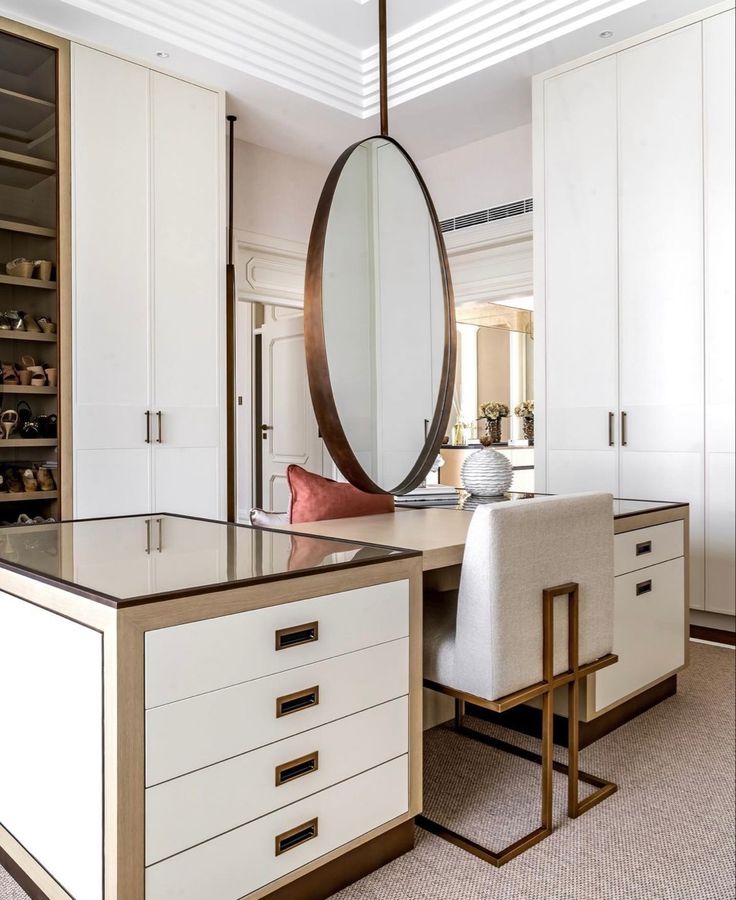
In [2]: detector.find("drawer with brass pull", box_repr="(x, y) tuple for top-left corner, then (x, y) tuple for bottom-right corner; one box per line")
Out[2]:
(145, 697), (408, 864)
(614, 521), (684, 576)
(595, 557), (685, 712)
(145, 637), (409, 785)
(146, 755), (409, 900)
(145, 579), (409, 707)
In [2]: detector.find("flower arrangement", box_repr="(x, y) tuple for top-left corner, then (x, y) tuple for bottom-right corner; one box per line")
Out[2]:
(514, 400), (534, 418)
(479, 401), (509, 421)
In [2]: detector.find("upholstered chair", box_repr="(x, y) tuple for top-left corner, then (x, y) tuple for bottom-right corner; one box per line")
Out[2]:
(420, 492), (618, 866)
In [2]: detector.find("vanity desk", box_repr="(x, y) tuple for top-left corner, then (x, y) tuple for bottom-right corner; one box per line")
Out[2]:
(0, 515), (423, 900)
(274, 495), (690, 746)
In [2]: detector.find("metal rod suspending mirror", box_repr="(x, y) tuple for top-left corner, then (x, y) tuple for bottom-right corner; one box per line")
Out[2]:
(304, 0), (456, 495)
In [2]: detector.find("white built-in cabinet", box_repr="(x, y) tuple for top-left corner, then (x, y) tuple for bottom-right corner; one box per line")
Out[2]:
(535, 6), (735, 615)
(72, 45), (225, 520)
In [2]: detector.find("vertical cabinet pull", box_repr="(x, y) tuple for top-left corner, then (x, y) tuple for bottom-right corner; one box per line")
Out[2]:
(621, 411), (628, 447)
(275, 818), (318, 856)
(145, 410), (152, 444)
(145, 518), (152, 554)
(608, 412), (615, 447)
(156, 411), (163, 443)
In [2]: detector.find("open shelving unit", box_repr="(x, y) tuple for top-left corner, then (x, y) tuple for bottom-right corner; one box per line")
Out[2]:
(0, 20), (69, 524)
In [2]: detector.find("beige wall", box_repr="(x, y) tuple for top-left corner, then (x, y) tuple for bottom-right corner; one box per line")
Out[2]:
(477, 326), (511, 441)
(232, 139), (329, 244)
(418, 123), (532, 221)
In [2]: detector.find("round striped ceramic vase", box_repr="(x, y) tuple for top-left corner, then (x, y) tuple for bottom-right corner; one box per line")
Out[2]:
(461, 448), (513, 497)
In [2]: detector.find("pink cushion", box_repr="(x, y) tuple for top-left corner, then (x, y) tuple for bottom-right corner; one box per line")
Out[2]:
(287, 465), (394, 524)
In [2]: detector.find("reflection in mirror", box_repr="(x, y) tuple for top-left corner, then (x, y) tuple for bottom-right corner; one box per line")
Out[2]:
(306, 137), (455, 493)
(453, 300), (534, 444)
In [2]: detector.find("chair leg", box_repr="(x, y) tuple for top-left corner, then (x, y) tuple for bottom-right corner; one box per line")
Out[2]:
(458, 677), (617, 819)
(566, 676), (617, 818)
(416, 689), (554, 867)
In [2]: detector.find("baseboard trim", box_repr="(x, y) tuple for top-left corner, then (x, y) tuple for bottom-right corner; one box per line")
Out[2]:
(263, 820), (415, 900)
(690, 624), (736, 646)
(467, 675), (677, 749)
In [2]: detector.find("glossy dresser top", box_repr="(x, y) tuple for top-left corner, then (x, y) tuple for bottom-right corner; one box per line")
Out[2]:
(0, 514), (414, 607)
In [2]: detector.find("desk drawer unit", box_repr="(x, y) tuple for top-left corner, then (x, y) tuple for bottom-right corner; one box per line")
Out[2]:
(146, 755), (409, 900)
(146, 637), (409, 785)
(145, 580), (410, 708)
(145, 696), (409, 864)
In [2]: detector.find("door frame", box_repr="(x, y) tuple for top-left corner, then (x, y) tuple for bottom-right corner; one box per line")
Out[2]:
(235, 230), (308, 521)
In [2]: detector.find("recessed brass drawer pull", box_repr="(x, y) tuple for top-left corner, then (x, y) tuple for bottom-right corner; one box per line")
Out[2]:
(275, 751), (319, 786)
(275, 621), (319, 651)
(276, 685), (319, 718)
(636, 540), (652, 556)
(636, 579), (652, 596)
(275, 818), (318, 856)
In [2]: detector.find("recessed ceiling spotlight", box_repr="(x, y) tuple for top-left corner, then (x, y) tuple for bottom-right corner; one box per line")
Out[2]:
(155, 50), (170, 58)
(599, 30), (614, 38)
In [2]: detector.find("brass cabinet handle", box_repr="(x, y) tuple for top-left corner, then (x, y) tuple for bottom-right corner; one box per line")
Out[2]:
(145, 518), (152, 555)
(275, 622), (319, 651)
(156, 410), (163, 443)
(145, 410), (152, 444)
(275, 818), (318, 856)
(608, 412), (615, 447)
(636, 579), (652, 596)
(157, 517), (163, 553)
(621, 411), (628, 447)
(276, 685), (319, 718)
(275, 751), (319, 787)
(635, 540), (652, 556)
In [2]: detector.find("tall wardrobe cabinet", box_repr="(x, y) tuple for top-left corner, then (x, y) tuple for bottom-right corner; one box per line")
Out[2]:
(72, 45), (226, 519)
(534, 4), (735, 616)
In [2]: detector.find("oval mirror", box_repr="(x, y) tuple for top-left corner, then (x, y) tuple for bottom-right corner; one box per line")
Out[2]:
(305, 136), (456, 494)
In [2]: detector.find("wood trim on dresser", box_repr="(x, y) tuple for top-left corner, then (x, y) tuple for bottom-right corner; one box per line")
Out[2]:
(690, 625), (736, 646)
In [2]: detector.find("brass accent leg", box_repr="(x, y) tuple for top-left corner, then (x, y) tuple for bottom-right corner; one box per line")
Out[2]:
(416, 686), (554, 868)
(566, 675), (617, 818)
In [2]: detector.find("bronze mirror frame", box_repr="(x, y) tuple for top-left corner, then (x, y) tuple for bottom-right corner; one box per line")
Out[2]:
(304, 134), (457, 495)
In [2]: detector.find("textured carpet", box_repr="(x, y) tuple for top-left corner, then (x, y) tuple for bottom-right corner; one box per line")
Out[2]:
(1, 642), (733, 900)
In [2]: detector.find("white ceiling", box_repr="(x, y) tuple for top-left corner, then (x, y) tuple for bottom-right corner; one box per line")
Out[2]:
(0, 0), (716, 162)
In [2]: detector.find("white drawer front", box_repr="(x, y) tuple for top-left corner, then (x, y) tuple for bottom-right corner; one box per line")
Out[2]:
(145, 579), (409, 708)
(146, 696), (408, 864)
(614, 521), (684, 575)
(595, 558), (685, 711)
(146, 638), (408, 785)
(146, 755), (409, 900)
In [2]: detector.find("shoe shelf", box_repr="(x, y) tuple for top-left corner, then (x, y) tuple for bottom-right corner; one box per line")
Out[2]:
(0, 385), (57, 395)
(0, 87), (55, 133)
(0, 216), (56, 238)
(0, 490), (58, 503)
(0, 330), (57, 343)
(0, 148), (56, 175)
(0, 439), (57, 448)
(0, 274), (56, 290)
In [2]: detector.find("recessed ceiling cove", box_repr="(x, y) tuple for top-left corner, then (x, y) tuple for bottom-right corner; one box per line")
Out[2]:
(54, 0), (652, 116)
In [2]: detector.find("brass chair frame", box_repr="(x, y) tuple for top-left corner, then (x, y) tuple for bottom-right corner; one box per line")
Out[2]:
(417, 582), (618, 867)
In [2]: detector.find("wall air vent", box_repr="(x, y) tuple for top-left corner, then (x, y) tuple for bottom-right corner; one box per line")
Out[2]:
(440, 198), (533, 233)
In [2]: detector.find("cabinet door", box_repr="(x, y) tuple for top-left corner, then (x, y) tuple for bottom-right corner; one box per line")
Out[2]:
(618, 25), (705, 608)
(704, 11), (735, 614)
(72, 45), (152, 516)
(150, 73), (224, 518)
(542, 57), (618, 494)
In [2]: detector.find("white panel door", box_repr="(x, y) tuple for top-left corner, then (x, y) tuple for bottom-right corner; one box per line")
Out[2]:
(704, 11), (735, 615)
(151, 72), (224, 518)
(618, 25), (704, 608)
(542, 57), (619, 493)
(261, 306), (323, 511)
(72, 45), (152, 516)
